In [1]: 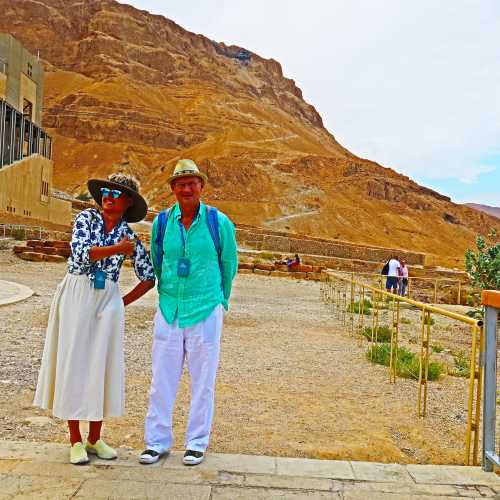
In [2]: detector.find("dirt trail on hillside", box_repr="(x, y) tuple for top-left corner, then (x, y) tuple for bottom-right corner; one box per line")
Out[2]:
(0, 249), (470, 464)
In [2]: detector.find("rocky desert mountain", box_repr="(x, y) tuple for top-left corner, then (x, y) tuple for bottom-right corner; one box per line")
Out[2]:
(466, 203), (500, 220)
(2, 0), (499, 265)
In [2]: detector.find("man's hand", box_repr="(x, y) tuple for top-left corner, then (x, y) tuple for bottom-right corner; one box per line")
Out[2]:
(116, 237), (135, 256)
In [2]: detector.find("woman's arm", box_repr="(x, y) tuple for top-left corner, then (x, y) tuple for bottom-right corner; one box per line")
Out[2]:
(89, 237), (135, 262)
(122, 279), (155, 306)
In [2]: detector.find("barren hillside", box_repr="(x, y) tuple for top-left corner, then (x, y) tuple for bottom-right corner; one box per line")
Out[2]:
(2, 0), (499, 264)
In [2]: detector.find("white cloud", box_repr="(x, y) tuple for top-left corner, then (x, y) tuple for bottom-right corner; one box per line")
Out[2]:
(119, 0), (500, 201)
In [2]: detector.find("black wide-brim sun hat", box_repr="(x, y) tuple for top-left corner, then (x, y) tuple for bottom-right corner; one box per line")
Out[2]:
(87, 177), (148, 223)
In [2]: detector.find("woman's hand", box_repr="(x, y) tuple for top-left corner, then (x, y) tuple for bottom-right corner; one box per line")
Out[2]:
(115, 237), (136, 256)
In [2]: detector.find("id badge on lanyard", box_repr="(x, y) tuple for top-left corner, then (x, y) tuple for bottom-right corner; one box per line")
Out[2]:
(92, 213), (107, 289)
(177, 220), (191, 277)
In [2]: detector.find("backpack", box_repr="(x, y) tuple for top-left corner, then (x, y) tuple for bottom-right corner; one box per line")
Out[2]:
(381, 261), (389, 275)
(154, 205), (224, 292)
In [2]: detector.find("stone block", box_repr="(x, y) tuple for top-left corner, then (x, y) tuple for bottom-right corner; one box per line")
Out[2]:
(212, 487), (339, 499)
(18, 252), (44, 262)
(56, 248), (71, 257)
(75, 479), (211, 499)
(27, 240), (42, 247)
(238, 263), (254, 270)
(406, 464), (500, 486)
(237, 269), (253, 275)
(291, 272), (307, 279)
(43, 254), (66, 263)
(0, 473), (82, 499)
(52, 240), (70, 249)
(312, 266), (326, 273)
(350, 461), (410, 482)
(297, 264), (313, 273)
(43, 240), (56, 247)
(276, 457), (354, 480)
(243, 473), (332, 491)
(41, 247), (57, 255)
(181, 452), (276, 475)
(254, 263), (275, 271)
(253, 269), (270, 276)
(274, 264), (289, 272)
(271, 271), (291, 278)
(13, 245), (33, 253)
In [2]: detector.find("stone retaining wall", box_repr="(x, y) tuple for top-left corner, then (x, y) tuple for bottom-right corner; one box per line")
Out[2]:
(236, 228), (426, 266)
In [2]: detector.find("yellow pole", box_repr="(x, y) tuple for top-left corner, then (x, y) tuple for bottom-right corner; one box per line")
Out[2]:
(434, 279), (438, 303)
(465, 324), (478, 465)
(457, 281), (461, 305)
(472, 325), (484, 465)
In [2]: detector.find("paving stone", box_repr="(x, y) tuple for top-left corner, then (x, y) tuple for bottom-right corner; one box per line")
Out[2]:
(0, 440), (67, 462)
(290, 272), (307, 279)
(276, 457), (354, 480)
(343, 480), (460, 496)
(243, 473), (332, 491)
(0, 472), (82, 499)
(407, 465), (500, 487)
(211, 486), (341, 499)
(75, 478), (211, 499)
(12, 460), (99, 479)
(271, 271), (292, 278)
(238, 269), (254, 275)
(18, 251), (44, 262)
(43, 254), (66, 263)
(237, 263), (254, 270)
(168, 452), (276, 475)
(350, 461), (411, 482)
(343, 492), (460, 500)
(474, 485), (497, 497)
(0, 459), (21, 473)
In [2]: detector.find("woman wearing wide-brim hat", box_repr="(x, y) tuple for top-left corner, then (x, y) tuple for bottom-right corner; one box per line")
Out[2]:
(34, 173), (156, 465)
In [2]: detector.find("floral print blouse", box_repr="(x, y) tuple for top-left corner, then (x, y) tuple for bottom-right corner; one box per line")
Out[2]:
(68, 208), (155, 283)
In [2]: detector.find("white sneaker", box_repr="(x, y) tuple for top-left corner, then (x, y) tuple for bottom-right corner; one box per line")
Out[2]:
(139, 449), (164, 464)
(183, 450), (204, 466)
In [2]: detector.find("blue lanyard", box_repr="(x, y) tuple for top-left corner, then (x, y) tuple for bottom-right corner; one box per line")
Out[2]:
(177, 205), (201, 256)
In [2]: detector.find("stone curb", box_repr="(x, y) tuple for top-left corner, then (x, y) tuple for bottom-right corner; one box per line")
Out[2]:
(0, 280), (33, 307)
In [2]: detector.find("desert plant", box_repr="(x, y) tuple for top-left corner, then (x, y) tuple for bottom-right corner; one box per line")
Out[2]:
(260, 252), (274, 260)
(362, 325), (392, 342)
(449, 350), (470, 378)
(401, 317), (412, 325)
(423, 316), (435, 326)
(367, 343), (443, 381)
(431, 344), (444, 353)
(0, 239), (9, 250)
(11, 228), (25, 240)
(347, 298), (372, 315)
(465, 231), (499, 291)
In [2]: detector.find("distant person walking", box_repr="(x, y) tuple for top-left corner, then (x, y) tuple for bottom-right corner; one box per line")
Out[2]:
(139, 159), (238, 467)
(398, 259), (409, 297)
(385, 255), (400, 294)
(34, 174), (155, 465)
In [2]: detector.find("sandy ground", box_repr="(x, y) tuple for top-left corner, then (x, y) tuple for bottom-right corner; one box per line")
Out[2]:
(0, 247), (474, 464)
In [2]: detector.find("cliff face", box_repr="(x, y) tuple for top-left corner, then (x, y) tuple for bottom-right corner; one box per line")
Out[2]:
(2, 0), (499, 265)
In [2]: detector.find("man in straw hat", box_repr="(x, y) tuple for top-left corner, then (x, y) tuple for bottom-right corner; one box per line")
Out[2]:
(139, 159), (238, 466)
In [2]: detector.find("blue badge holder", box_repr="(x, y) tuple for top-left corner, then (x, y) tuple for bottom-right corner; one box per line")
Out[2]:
(94, 269), (106, 289)
(177, 257), (191, 277)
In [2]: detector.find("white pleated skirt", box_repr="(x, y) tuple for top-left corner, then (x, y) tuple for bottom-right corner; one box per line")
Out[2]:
(33, 273), (125, 421)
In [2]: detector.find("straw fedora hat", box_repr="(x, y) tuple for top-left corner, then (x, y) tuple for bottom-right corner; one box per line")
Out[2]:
(87, 173), (148, 223)
(166, 159), (208, 185)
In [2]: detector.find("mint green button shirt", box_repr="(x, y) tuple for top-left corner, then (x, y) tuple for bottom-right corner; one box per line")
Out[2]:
(150, 201), (238, 328)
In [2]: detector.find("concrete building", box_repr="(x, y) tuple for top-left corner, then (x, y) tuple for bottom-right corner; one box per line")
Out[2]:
(0, 33), (70, 229)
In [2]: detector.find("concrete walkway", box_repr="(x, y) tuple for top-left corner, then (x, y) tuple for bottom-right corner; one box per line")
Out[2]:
(0, 441), (498, 499)
(0, 280), (33, 307)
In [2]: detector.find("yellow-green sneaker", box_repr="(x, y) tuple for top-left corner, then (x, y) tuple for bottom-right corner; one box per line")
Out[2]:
(70, 442), (89, 465)
(85, 439), (117, 460)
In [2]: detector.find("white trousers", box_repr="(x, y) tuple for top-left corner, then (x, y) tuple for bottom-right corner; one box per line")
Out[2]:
(144, 305), (223, 453)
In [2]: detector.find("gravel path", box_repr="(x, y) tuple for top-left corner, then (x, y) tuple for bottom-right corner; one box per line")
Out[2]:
(0, 247), (472, 464)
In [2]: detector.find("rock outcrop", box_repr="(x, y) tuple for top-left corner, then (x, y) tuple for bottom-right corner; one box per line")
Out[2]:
(1, 0), (499, 266)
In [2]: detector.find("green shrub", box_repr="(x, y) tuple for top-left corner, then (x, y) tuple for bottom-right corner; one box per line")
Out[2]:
(431, 344), (444, 353)
(367, 343), (444, 381)
(0, 239), (9, 250)
(11, 228), (25, 240)
(260, 252), (274, 260)
(423, 316), (435, 326)
(253, 258), (262, 264)
(347, 299), (372, 315)
(363, 325), (392, 342)
(449, 351), (470, 378)
(401, 318), (412, 325)
(465, 308), (483, 320)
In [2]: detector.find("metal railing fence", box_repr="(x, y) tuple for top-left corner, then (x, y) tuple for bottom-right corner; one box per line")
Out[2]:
(321, 270), (484, 465)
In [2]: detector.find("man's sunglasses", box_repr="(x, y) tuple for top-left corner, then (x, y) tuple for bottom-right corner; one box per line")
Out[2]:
(100, 187), (123, 199)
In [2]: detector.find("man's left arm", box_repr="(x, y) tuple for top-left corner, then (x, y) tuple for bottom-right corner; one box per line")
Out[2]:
(219, 213), (238, 307)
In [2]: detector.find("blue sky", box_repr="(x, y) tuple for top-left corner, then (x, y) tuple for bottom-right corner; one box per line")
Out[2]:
(120, 0), (500, 207)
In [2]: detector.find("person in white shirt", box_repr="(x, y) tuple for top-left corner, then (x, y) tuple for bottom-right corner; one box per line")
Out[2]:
(385, 256), (400, 294)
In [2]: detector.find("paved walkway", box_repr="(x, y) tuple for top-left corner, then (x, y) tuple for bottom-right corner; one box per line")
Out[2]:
(0, 441), (498, 499)
(0, 280), (33, 307)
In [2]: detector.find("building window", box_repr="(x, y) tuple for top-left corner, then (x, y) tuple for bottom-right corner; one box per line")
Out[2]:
(27, 62), (33, 78)
(23, 99), (33, 121)
(41, 180), (49, 198)
(0, 59), (6, 74)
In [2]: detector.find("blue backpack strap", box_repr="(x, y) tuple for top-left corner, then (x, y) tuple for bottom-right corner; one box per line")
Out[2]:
(205, 205), (224, 293)
(155, 208), (171, 273)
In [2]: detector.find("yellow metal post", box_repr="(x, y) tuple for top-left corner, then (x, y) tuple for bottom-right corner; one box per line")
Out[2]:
(418, 310), (431, 417)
